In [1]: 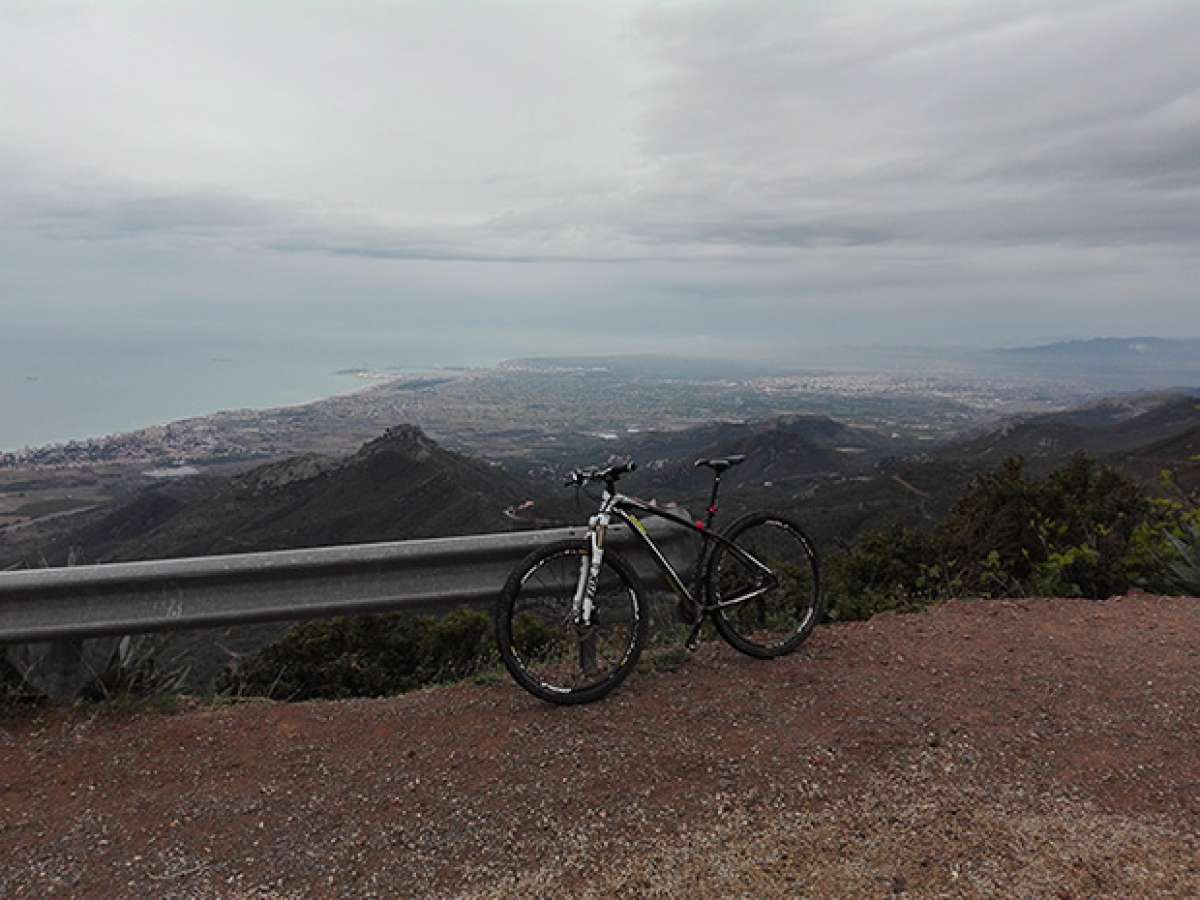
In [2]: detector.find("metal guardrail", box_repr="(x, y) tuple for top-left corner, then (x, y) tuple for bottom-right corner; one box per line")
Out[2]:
(0, 515), (695, 645)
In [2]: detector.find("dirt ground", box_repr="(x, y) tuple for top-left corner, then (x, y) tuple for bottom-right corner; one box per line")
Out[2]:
(2, 593), (1198, 898)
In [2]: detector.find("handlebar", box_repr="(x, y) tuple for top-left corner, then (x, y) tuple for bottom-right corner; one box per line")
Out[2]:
(564, 460), (637, 487)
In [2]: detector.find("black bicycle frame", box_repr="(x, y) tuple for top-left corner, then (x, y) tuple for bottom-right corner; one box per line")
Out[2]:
(604, 493), (775, 611)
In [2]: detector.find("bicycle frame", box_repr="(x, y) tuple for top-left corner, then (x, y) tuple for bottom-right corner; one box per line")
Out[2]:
(571, 485), (778, 631)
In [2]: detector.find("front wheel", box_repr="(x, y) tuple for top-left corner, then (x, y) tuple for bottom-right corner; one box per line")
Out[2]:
(496, 540), (647, 705)
(705, 512), (822, 658)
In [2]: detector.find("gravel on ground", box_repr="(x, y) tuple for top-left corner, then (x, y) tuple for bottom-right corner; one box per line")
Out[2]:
(2, 593), (1198, 898)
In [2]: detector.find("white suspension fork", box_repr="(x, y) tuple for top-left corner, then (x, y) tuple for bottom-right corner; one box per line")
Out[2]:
(573, 511), (609, 627)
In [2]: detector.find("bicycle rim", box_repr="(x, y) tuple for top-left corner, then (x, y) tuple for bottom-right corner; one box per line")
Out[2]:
(709, 514), (821, 657)
(501, 544), (642, 700)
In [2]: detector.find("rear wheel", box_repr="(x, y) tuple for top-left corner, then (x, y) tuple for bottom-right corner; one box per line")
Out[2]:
(496, 540), (646, 704)
(706, 512), (822, 658)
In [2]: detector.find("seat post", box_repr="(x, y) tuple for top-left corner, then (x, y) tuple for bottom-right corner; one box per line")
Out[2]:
(705, 473), (723, 529)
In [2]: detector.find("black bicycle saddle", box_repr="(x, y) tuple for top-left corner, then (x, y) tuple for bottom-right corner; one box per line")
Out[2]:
(694, 454), (746, 472)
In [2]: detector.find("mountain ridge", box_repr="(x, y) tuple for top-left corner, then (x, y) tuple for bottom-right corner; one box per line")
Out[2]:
(36, 425), (561, 567)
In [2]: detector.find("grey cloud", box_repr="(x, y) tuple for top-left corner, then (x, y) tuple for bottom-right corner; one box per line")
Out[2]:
(624, 216), (893, 249)
(984, 94), (1200, 188)
(13, 184), (274, 242)
(625, 0), (1200, 253)
(8, 1), (1200, 261)
(1, 1), (1198, 358)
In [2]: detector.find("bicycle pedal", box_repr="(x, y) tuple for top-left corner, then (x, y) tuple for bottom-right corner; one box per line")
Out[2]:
(685, 621), (704, 651)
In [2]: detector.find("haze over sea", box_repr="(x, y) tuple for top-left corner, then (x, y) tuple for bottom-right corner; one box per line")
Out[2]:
(0, 334), (445, 452)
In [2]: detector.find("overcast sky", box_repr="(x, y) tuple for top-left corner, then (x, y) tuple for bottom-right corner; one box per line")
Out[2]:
(2, 0), (1198, 362)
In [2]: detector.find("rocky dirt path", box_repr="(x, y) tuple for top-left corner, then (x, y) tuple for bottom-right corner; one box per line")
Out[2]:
(2, 594), (1199, 898)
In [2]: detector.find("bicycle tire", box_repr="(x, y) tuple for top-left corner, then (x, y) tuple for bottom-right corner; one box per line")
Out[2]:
(705, 511), (822, 659)
(495, 539), (647, 705)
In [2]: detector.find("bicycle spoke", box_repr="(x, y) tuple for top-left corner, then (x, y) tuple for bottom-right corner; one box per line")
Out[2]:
(708, 514), (821, 657)
(502, 545), (641, 698)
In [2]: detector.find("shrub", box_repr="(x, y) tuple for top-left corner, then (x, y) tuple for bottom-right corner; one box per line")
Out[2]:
(941, 455), (1151, 597)
(425, 607), (496, 680)
(1166, 520), (1200, 595)
(219, 607), (496, 701)
(826, 454), (1185, 620)
(824, 525), (946, 621)
(1122, 470), (1200, 594)
(83, 635), (191, 705)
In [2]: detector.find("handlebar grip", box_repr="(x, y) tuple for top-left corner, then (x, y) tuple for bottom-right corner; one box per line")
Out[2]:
(602, 460), (636, 479)
(561, 461), (635, 487)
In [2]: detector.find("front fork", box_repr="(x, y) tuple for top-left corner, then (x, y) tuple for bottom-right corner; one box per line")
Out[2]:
(572, 509), (610, 674)
(572, 512), (608, 625)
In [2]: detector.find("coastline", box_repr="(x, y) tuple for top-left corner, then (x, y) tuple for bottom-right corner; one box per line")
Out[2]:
(0, 330), (469, 454)
(0, 368), (470, 470)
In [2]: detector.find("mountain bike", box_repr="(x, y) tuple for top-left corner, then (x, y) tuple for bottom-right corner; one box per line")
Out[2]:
(495, 456), (822, 704)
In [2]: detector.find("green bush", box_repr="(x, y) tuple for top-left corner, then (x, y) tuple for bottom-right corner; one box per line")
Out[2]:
(81, 635), (191, 706)
(824, 526), (947, 621)
(825, 454), (1192, 620)
(1166, 520), (1200, 595)
(424, 607), (496, 680)
(511, 611), (559, 659)
(218, 607), (496, 701)
(943, 455), (1151, 597)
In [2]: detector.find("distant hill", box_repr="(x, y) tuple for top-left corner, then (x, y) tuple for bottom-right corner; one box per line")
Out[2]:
(937, 394), (1200, 465)
(1112, 424), (1200, 492)
(995, 338), (1200, 387)
(624, 415), (897, 497)
(20, 426), (572, 690)
(808, 338), (1200, 391)
(1125, 424), (1200, 461)
(1003, 336), (1200, 359)
(700, 393), (1200, 547)
(31, 395), (1200, 568)
(41, 425), (560, 566)
(506, 340), (1200, 382)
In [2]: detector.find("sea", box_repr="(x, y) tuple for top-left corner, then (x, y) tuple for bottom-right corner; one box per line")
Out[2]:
(0, 334), (448, 452)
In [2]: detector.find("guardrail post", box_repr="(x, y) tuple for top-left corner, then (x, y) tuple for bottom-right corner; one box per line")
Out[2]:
(4, 553), (121, 700)
(6, 637), (117, 700)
